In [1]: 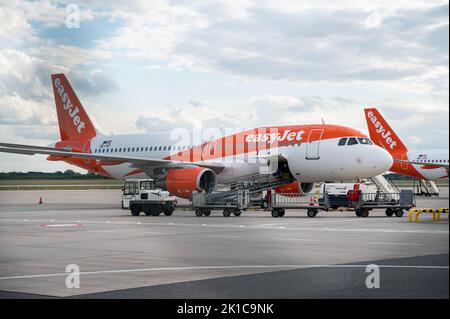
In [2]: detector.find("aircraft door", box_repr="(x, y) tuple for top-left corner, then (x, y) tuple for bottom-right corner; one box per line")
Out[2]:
(306, 129), (324, 160)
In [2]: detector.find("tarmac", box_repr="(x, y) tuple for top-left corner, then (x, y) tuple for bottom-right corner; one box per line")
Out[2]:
(0, 188), (448, 299)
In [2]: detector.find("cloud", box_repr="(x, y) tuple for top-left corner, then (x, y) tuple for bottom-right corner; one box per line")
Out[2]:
(0, 6), (33, 43)
(27, 43), (112, 67)
(189, 100), (204, 107)
(174, 4), (448, 87)
(0, 49), (59, 100)
(0, 0), (448, 172)
(68, 69), (119, 95)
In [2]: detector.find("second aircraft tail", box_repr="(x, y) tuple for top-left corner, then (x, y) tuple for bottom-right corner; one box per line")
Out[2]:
(364, 108), (408, 159)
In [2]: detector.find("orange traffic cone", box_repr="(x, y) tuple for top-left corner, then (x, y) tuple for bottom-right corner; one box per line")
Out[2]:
(39, 197), (43, 204)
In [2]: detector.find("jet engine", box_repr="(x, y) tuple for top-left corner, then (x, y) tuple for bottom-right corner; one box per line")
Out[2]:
(275, 182), (314, 195)
(156, 167), (216, 199)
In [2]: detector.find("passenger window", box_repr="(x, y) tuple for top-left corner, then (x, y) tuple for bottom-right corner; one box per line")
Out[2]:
(347, 137), (358, 146)
(145, 147), (148, 151)
(338, 138), (347, 146)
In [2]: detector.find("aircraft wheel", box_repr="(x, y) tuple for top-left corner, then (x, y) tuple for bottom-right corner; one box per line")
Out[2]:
(131, 205), (141, 216)
(233, 210), (241, 217)
(279, 210), (285, 217)
(355, 210), (362, 217)
(223, 209), (232, 217)
(395, 209), (404, 217)
(385, 209), (394, 217)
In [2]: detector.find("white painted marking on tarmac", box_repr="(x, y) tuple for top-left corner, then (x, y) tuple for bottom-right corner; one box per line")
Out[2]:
(0, 219), (448, 234)
(89, 230), (116, 233)
(40, 223), (84, 228)
(282, 238), (321, 242)
(0, 264), (447, 281)
(365, 241), (422, 247)
(207, 235), (243, 239)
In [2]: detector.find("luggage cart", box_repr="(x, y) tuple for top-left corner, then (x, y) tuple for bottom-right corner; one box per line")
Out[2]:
(351, 190), (415, 217)
(191, 190), (250, 217)
(270, 192), (330, 218)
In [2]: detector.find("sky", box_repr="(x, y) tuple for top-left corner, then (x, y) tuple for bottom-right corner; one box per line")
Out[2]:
(0, 0), (448, 172)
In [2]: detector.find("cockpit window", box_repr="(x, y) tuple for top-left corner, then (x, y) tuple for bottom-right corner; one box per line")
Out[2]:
(347, 137), (358, 145)
(357, 137), (373, 145)
(338, 138), (348, 146)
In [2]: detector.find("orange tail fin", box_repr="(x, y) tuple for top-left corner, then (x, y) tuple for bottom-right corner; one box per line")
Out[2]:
(364, 108), (408, 159)
(51, 74), (97, 141)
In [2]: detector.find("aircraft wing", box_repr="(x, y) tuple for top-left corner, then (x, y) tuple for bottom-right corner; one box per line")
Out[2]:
(393, 158), (449, 169)
(0, 142), (225, 173)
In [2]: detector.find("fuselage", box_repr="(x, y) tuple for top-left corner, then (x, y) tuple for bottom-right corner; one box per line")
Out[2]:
(390, 149), (449, 180)
(58, 124), (393, 184)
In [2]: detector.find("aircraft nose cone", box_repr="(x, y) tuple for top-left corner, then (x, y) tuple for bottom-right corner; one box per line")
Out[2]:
(374, 146), (393, 174)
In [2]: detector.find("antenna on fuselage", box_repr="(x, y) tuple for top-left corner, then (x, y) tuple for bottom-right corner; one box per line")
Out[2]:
(321, 118), (326, 125)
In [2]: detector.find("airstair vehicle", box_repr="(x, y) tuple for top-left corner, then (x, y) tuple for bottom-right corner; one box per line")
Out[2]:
(370, 174), (399, 194)
(414, 179), (440, 197)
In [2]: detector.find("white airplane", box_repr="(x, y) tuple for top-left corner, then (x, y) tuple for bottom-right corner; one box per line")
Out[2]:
(0, 74), (393, 199)
(365, 108), (449, 181)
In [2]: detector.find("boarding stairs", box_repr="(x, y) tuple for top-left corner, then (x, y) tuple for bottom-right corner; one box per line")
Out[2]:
(218, 172), (295, 195)
(414, 179), (439, 196)
(370, 174), (400, 194)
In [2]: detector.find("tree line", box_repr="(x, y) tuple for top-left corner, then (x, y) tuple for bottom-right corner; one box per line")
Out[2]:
(0, 170), (111, 180)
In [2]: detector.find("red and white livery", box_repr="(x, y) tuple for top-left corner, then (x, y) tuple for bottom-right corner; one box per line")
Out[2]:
(0, 74), (393, 199)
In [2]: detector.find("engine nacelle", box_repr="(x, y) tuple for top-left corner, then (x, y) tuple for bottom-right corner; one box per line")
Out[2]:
(275, 182), (314, 195)
(156, 167), (216, 199)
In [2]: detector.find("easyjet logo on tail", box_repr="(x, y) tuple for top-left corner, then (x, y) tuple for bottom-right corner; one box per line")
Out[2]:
(366, 111), (397, 150)
(54, 77), (85, 133)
